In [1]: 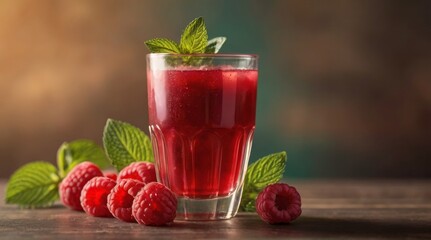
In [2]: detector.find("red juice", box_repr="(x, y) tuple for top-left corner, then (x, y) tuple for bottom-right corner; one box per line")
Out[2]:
(148, 68), (257, 198)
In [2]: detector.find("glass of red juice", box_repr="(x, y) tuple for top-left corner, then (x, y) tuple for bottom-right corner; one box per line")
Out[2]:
(147, 54), (258, 220)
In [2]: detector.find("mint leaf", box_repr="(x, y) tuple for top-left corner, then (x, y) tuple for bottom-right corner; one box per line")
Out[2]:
(145, 38), (181, 53)
(144, 17), (228, 66)
(244, 151), (286, 189)
(5, 162), (60, 208)
(144, 17), (227, 63)
(205, 37), (226, 53)
(243, 201), (256, 212)
(179, 17), (208, 54)
(240, 151), (287, 212)
(103, 119), (153, 171)
(57, 139), (110, 178)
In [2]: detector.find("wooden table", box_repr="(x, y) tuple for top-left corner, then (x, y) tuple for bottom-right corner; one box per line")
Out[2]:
(1, 180), (430, 239)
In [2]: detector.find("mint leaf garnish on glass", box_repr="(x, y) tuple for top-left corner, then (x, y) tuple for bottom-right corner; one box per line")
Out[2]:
(145, 17), (226, 54)
(103, 119), (154, 171)
(205, 37), (226, 54)
(179, 16), (207, 53)
(240, 152), (287, 212)
(145, 38), (180, 53)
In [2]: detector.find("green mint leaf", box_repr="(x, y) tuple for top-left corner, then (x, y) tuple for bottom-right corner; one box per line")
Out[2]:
(243, 201), (256, 212)
(179, 17), (208, 54)
(145, 38), (181, 53)
(205, 37), (227, 53)
(245, 151), (286, 189)
(144, 17), (227, 67)
(103, 119), (154, 171)
(57, 139), (110, 178)
(5, 162), (60, 208)
(240, 151), (287, 212)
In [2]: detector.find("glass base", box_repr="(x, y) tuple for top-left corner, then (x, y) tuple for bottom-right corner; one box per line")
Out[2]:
(175, 186), (243, 221)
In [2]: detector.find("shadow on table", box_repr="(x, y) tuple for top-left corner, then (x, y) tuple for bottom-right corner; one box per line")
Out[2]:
(166, 214), (427, 239)
(299, 216), (430, 238)
(2, 203), (430, 239)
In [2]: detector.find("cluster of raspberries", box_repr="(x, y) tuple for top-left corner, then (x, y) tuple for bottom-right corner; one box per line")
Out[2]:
(59, 161), (302, 226)
(59, 161), (177, 226)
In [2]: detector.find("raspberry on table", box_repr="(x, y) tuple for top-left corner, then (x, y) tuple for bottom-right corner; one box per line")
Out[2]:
(107, 179), (146, 222)
(255, 183), (302, 224)
(59, 162), (103, 211)
(132, 182), (177, 226)
(104, 171), (118, 181)
(117, 162), (157, 184)
(80, 176), (117, 217)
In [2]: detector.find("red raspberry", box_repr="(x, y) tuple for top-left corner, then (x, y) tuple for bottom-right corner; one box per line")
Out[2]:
(104, 171), (117, 181)
(80, 177), (116, 217)
(59, 162), (103, 211)
(256, 183), (302, 224)
(132, 182), (177, 226)
(117, 162), (157, 184)
(107, 179), (146, 222)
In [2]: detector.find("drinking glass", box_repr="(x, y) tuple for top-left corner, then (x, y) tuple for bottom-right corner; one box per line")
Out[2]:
(147, 54), (258, 220)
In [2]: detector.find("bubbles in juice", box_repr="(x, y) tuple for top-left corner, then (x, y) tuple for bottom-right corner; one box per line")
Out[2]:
(148, 68), (257, 198)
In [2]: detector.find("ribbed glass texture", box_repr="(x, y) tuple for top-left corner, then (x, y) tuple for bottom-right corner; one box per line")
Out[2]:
(147, 54), (258, 220)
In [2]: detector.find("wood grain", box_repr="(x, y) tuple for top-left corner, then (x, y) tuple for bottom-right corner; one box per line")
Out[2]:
(1, 180), (430, 239)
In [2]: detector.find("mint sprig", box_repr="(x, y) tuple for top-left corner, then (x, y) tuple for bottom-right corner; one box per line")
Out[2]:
(5, 162), (60, 208)
(179, 17), (207, 54)
(103, 119), (154, 171)
(145, 38), (180, 54)
(145, 17), (226, 55)
(57, 139), (110, 178)
(205, 37), (227, 54)
(240, 152), (287, 212)
(5, 140), (109, 208)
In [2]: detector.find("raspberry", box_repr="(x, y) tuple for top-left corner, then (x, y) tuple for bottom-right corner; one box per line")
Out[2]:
(59, 162), (103, 211)
(104, 172), (117, 181)
(255, 183), (302, 224)
(107, 179), (146, 222)
(80, 177), (116, 217)
(132, 182), (177, 226)
(117, 162), (157, 184)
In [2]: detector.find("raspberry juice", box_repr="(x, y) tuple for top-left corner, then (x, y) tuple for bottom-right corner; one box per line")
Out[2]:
(148, 66), (257, 199)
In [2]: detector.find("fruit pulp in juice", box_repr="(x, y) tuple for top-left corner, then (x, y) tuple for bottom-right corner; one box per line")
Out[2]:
(148, 68), (257, 198)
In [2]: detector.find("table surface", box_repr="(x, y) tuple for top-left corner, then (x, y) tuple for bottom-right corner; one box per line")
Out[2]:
(1, 179), (431, 240)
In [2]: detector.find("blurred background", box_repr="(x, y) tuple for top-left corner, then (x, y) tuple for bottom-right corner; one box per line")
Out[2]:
(0, 0), (430, 179)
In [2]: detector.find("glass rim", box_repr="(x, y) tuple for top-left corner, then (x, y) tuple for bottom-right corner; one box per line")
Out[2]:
(147, 53), (258, 59)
